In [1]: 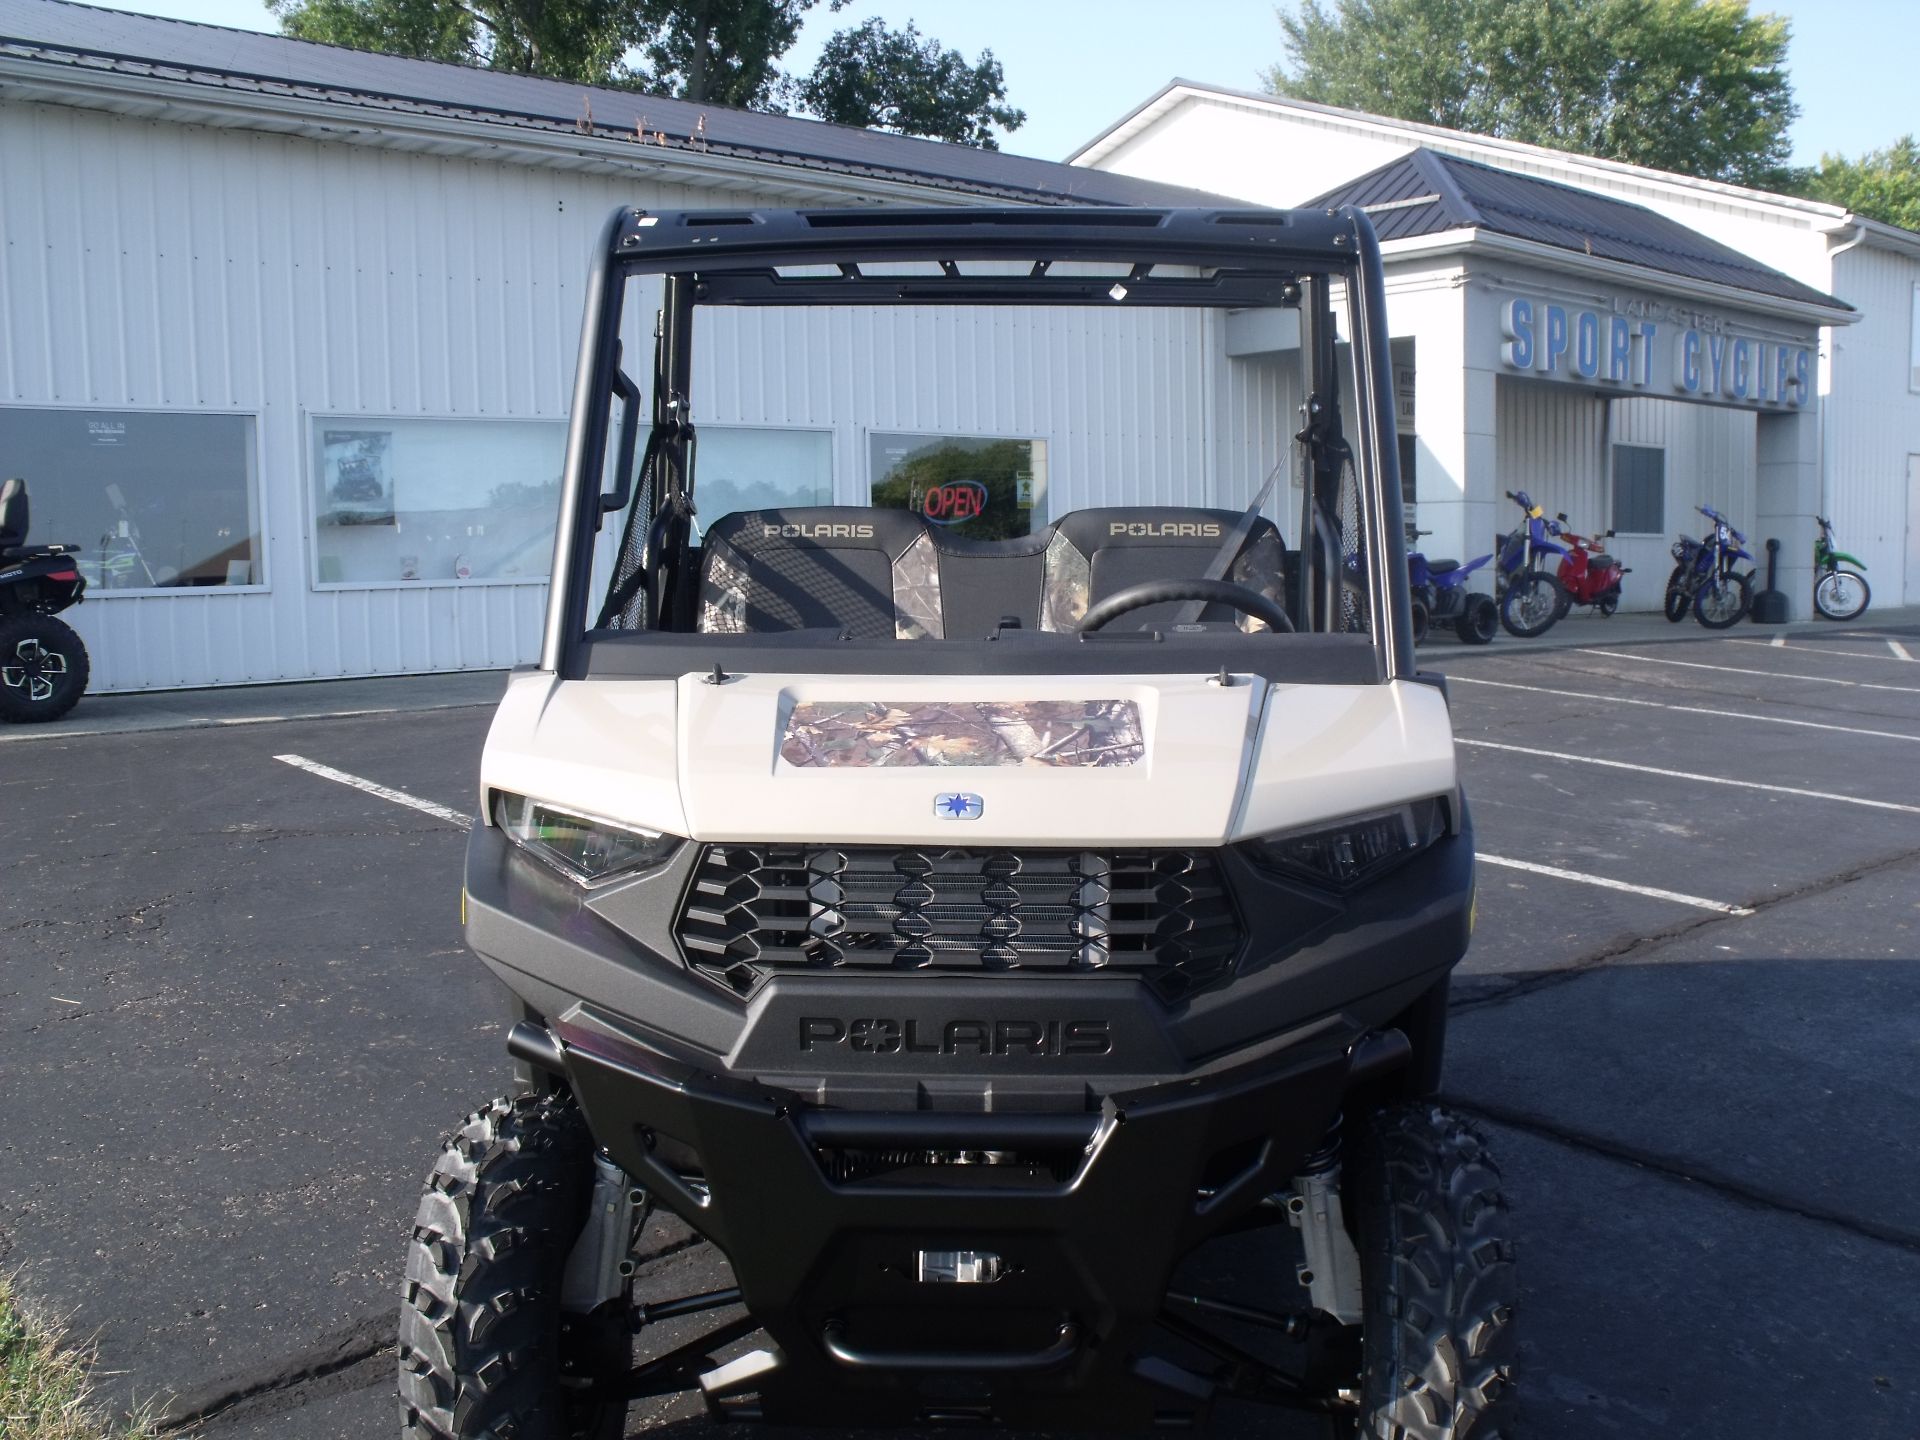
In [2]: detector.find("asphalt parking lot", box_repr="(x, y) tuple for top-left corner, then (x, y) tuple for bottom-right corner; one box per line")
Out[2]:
(3, 611), (1919, 1438)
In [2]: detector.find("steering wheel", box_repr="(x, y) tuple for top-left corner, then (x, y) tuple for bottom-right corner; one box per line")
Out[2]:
(1078, 578), (1295, 633)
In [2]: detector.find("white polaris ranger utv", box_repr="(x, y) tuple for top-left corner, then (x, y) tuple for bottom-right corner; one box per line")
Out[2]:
(399, 207), (1513, 1440)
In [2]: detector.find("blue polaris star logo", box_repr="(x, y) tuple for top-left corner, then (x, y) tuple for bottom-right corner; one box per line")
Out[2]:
(935, 792), (984, 820)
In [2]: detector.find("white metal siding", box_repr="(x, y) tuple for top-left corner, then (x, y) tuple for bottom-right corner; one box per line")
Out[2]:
(1497, 378), (1755, 609)
(1, 100), (1225, 690)
(1828, 244), (1920, 601)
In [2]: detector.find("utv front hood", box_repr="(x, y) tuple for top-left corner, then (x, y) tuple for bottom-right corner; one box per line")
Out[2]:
(478, 670), (1455, 847)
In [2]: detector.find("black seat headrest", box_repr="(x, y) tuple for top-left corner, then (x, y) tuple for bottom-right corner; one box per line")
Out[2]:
(698, 507), (932, 639)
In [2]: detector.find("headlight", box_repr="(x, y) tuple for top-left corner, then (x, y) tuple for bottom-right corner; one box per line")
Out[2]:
(1241, 797), (1449, 892)
(492, 791), (680, 885)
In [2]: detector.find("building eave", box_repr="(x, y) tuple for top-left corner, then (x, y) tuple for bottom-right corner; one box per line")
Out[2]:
(1378, 228), (1858, 327)
(0, 46), (1136, 208)
(1076, 81), (1858, 234)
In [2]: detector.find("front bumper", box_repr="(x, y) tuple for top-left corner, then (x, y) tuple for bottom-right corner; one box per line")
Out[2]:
(554, 1016), (1359, 1428)
(462, 813), (1474, 1425)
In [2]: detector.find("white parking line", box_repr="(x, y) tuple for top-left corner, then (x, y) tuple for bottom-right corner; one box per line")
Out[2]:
(1727, 637), (1915, 665)
(1446, 673), (1920, 744)
(1478, 854), (1753, 915)
(1456, 737), (1920, 815)
(274, 753), (472, 827)
(1579, 648), (1920, 695)
(1892, 640), (1916, 663)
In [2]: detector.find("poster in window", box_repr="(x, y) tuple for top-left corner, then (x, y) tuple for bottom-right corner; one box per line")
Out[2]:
(320, 429), (395, 526)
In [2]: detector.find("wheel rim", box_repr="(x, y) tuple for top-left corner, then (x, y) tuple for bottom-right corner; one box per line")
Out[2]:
(1699, 579), (1741, 624)
(1820, 574), (1855, 612)
(1, 638), (69, 704)
(1516, 581), (1554, 628)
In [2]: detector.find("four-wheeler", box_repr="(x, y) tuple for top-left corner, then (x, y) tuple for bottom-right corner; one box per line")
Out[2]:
(1664, 504), (1754, 629)
(1495, 490), (1569, 638)
(1407, 524), (1499, 644)
(399, 207), (1512, 1440)
(0, 476), (90, 722)
(1812, 515), (1870, 621)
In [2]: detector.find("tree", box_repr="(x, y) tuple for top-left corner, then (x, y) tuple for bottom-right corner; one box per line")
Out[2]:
(793, 18), (1026, 148)
(636, 0), (818, 109)
(1795, 137), (1920, 232)
(1265, 0), (1799, 189)
(269, 0), (647, 82)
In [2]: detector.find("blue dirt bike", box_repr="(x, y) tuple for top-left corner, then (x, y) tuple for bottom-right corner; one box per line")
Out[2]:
(1407, 525), (1498, 645)
(1665, 504), (1754, 629)
(1495, 489), (1571, 638)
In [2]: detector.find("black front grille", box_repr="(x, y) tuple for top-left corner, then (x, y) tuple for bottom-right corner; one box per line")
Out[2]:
(676, 845), (1242, 1001)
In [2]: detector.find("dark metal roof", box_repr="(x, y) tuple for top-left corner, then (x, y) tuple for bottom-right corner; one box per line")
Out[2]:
(1309, 149), (1848, 311)
(0, 0), (1233, 207)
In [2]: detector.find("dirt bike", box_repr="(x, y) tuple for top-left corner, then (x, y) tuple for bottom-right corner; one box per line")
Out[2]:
(1665, 504), (1753, 629)
(1812, 516), (1870, 621)
(1496, 489), (1570, 638)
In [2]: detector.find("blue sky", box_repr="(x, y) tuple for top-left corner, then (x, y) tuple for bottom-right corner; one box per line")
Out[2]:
(71, 0), (1920, 168)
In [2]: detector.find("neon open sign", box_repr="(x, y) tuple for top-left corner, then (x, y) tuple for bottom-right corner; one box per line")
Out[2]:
(918, 480), (988, 525)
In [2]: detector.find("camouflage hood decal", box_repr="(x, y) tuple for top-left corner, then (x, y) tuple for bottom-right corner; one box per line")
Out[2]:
(781, 699), (1144, 768)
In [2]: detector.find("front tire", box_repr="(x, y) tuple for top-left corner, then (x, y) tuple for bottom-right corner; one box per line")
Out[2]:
(0, 612), (89, 723)
(1348, 1105), (1515, 1439)
(1692, 571), (1752, 629)
(398, 1094), (631, 1440)
(1814, 569), (1870, 621)
(1410, 598), (1431, 647)
(1498, 572), (1565, 638)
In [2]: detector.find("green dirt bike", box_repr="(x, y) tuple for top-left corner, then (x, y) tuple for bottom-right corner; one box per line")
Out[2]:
(1813, 516), (1869, 621)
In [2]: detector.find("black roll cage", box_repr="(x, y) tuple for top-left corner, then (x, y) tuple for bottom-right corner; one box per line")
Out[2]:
(542, 205), (1413, 679)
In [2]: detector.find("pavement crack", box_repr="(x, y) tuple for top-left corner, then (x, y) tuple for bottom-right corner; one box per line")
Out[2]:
(154, 1309), (395, 1431)
(1454, 841), (1920, 1014)
(1449, 1094), (1920, 1255)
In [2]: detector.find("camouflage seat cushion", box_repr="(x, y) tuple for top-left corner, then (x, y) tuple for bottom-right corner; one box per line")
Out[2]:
(1037, 508), (1289, 632)
(697, 508), (939, 640)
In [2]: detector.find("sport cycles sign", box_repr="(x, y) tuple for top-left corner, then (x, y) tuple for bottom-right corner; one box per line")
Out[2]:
(1496, 295), (1813, 410)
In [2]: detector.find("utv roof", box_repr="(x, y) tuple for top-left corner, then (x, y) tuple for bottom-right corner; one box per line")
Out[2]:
(608, 206), (1373, 308)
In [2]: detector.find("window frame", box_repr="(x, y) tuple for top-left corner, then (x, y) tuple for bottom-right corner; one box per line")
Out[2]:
(0, 400), (269, 597)
(863, 427), (1053, 537)
(303, 410), (569, 592)
(1909, 282), (1920, 396)
(1609, 440), (1668, 537)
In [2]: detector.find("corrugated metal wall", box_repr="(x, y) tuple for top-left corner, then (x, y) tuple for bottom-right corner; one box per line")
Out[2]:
(1497, 378), (1755, 609)
(1828, 244), (1920, 602)
(1, 101), (1224, 690)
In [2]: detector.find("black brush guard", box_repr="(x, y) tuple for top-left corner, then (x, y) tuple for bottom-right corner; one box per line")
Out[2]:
(536, 1014), (1395, 1429)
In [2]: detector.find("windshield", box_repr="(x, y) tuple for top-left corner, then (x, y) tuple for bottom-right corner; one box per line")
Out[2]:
(547, 212), (1402, 682)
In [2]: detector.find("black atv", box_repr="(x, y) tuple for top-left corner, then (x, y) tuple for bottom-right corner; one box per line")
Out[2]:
(399, 208), (1514, 1440)
(0, 477), (89, 722)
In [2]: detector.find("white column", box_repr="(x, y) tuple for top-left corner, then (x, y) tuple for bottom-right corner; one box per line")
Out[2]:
(1755, 408), (1819, 618)
(1403, 277), (1499, 584)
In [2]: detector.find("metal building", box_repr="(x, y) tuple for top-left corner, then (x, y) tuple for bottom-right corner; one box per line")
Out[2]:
(1073, 82), (1920, 610)
(1, 7), (1904, 695)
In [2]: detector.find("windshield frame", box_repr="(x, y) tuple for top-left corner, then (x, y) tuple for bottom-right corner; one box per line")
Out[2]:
(543, 207), (1412, 683)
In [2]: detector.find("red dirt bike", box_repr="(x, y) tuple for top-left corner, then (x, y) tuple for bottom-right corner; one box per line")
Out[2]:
(1551, 515), (1628, 617)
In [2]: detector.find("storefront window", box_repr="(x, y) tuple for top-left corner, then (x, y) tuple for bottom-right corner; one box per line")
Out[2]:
(1611, 443), (1666, 535)
(0, 407), (260, 590)
(312, 416), (565, 585)
(1910, 283), (1919, 394)
(869, 432), (1047, 540)
(694, 426), (832, 521)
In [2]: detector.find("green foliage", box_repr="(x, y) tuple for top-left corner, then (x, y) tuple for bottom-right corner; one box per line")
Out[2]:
(266, 0), (1024, 148)
(0, 1272), (157, 1440)
(794, 18), (1025, 148)
(1795, 137), (1920, 232)
(1266, 0), (1799, 188)
(269, 0), (648, 82)
(636, 0), (816, 109)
